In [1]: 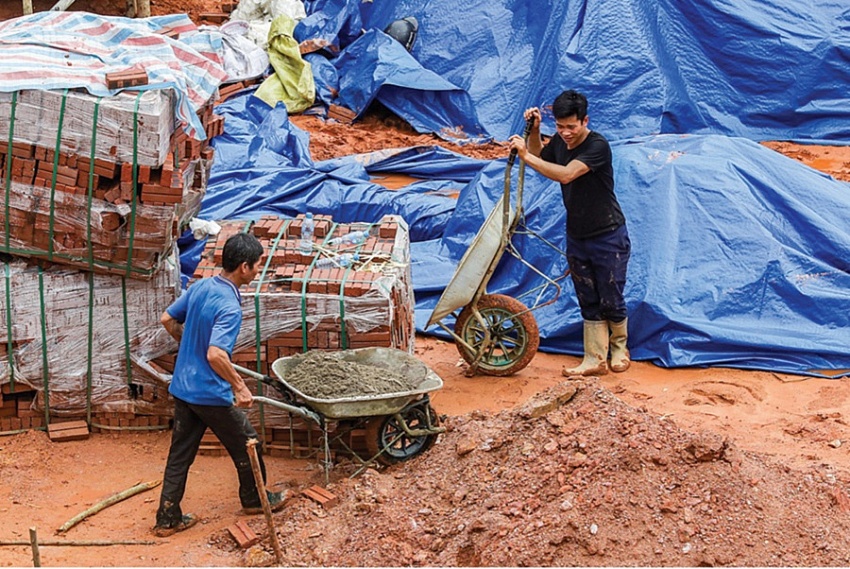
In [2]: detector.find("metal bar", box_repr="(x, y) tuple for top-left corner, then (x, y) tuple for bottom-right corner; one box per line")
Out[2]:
(22, 1), (33, 15)
(252, 396), (322, 425)
(50, 0), (77, 11)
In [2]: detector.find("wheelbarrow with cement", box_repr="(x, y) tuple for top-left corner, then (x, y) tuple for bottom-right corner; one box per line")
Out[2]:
(235, 347), (445, 476)
(425, 122), (567, 376)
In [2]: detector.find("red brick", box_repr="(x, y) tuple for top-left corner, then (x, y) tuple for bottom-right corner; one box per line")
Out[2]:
(301, 485), (338, 508)
(227, 520), (259, 548)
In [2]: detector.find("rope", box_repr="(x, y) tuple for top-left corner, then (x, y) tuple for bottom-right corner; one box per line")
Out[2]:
(84, 98), (102, 424)
(3, 92), (16, 254)
(121, 277), (133, 386)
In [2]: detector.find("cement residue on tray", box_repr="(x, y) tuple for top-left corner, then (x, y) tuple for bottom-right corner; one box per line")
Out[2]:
(285, 351), (421, 400)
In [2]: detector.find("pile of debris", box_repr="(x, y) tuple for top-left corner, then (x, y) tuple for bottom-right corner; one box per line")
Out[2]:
(218, 379), (850, 566)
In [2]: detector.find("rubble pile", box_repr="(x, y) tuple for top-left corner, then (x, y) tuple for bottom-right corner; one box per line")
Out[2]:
(222, 380), (850, 566)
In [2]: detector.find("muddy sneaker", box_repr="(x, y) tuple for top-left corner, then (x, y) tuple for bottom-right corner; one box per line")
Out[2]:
(242, 490), (290, 515)
(152, 513), (199, 538)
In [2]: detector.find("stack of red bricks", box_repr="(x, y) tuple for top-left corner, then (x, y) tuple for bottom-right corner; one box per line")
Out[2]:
(0, 45), (231, 434)
(0, 87), (223, 278)
(151, 213), (416, 457)
(200, 1), (241, 26)
(214, 76), (264, 106)
(0, 255), (181, 435)
(0, 384), (40, 433)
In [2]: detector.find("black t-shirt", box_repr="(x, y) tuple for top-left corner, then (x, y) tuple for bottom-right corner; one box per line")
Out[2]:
(540, 131), (625, 239)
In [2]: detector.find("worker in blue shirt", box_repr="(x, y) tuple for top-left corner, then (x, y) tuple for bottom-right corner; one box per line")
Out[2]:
(153, 233), (288, 537)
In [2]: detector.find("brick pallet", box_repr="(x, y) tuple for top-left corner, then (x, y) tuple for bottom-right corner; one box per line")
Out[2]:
(153, 213), (415, 456)
(0, 88), (223, 278)
(0, 382), (172, 433)
(0, 89), (174, 167)
(0, 256), (179, 428)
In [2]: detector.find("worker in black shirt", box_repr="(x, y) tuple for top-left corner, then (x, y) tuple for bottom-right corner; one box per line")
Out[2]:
(508, 90), (631, 375)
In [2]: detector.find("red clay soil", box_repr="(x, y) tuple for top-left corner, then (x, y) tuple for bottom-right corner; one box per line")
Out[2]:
(2, 3), (850, 568)
(0, 1), (221, 21)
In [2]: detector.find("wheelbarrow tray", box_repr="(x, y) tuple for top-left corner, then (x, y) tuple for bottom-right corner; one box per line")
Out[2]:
(270, 347), (443, 419)
(426, 194), (515, 328)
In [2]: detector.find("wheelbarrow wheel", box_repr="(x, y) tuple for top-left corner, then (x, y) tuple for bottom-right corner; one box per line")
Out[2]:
(454, 293), (539, 376)
(364, 404), (440, 466)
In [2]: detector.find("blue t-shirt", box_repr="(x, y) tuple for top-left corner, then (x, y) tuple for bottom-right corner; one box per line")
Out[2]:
(167, 275), (242, 406)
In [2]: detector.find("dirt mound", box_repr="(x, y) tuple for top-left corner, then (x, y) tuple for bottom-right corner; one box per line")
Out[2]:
(218, 379), (850, 567)
(290, 110), (508, 163)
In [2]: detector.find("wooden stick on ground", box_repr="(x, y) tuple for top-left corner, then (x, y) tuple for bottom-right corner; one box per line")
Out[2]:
(246, 438), (283, 564)
(29, 527), (40, 567)
(0, 540), (156, 547)
(56, 480), (161, 534)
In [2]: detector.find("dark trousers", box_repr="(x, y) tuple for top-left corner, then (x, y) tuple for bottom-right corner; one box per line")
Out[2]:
(567, 224), (631, 322)
(156, 396), (267, 526)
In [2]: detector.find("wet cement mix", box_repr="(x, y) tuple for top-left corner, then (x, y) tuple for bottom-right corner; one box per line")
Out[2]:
(284, 351), (421, 400)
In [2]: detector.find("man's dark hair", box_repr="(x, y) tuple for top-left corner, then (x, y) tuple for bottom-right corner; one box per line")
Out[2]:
(552, 90), (588, 121)
(221, 233), (264, 272)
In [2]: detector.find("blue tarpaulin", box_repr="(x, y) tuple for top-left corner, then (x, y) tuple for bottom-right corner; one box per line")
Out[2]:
(358, 0), (850, 142)
(188, 0), (850, 376)
(194, 92), (850, 376)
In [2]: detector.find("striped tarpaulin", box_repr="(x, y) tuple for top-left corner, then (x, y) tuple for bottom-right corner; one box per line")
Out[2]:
(0, 11), (228, 140)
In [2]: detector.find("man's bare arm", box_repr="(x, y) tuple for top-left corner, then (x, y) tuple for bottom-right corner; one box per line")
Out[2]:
(207, 345), (253, 408)
(522, 154), (591, 185)
(160, 311), (183, 343)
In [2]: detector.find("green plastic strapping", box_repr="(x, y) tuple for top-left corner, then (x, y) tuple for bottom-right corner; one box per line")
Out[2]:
(300, 222), (339, 352)
(47, 89), (70, 262)
(253, 220), (290, 449)
(3, 263), (15, 390)
(37, 267), (50, 425)
(121, 277), (133, 386)
(124, 94), (143, 278)
(3, 92), (17, 253)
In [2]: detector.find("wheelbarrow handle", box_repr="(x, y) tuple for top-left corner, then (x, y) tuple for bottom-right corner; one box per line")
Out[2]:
(252, 396), (322, 426)
(507, 116), (535, 167)
(233, 363), (275, 386)
(233, 363), (323, 425)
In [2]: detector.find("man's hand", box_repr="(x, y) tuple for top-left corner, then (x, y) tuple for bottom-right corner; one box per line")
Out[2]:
(523, 107), (542, 131)
(234, 384), (253, 408)
(508, 107), (543, 161)
(160, 311), (183, 343)
(208, 345), (254, 408)
(508, 134), (528, 160)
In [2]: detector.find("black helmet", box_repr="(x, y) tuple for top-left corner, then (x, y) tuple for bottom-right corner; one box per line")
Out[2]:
(384, 16), (418, 52)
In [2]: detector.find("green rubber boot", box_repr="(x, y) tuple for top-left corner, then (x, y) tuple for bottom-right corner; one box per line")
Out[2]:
(562, 320), (609, 377)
